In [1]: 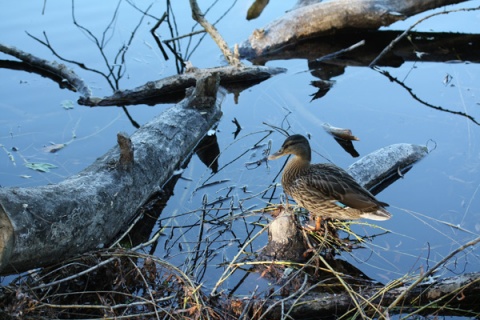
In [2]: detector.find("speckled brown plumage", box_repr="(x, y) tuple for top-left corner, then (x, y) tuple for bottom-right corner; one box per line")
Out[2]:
(269, 134), (392, 223)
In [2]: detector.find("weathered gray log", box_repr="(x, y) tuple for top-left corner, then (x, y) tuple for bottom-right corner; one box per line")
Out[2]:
(261, 143), (428, 261)
(239, 0), (470, 59)
(225, 272), (480, 319)
(0, 74), (224, 275)
(78, 65), (286, 106)
(347, 143), (429, 194)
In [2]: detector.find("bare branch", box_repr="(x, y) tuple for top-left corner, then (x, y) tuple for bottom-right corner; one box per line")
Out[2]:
(189, 0), (241, 66)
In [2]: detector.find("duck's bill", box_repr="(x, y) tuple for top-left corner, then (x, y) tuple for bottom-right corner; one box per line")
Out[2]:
(268, 150), (284, 160)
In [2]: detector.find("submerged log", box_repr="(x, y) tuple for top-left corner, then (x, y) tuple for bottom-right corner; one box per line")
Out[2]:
(239, 0), (470, 59)
(0, 74), (224, 275)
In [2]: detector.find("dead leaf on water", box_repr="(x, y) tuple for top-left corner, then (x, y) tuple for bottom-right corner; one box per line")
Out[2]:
(322, 123), (359, 141)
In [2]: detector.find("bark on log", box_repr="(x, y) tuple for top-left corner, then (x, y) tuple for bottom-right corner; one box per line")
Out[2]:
(239, 0), (470, 59)
(0, 74), (224, 275)
(78, 65), (286, 106)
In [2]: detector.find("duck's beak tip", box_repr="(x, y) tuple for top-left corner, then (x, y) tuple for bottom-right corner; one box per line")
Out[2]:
(268, 152), (281, 160)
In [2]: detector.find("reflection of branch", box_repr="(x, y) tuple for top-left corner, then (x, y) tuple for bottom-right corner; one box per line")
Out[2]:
(149, 12), (170, 61)
(189, 0), (241, 66)
(376, 68), (479, 126)
(370, 5), (480, 67)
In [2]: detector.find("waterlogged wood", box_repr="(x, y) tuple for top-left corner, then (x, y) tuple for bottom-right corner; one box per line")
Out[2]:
(239, 0), (469, 59)
(0, 75), (224, 275)
(225, 272), (480, 319)
(78, 65), (286, 106)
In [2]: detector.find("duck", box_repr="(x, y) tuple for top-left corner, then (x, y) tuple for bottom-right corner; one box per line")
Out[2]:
(268, 134), (391, 230)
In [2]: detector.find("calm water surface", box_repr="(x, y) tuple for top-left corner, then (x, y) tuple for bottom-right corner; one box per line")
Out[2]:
(1, 0), (479, 302)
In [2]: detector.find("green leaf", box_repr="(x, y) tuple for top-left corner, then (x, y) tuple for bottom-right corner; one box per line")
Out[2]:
(25, 162), (58, 172)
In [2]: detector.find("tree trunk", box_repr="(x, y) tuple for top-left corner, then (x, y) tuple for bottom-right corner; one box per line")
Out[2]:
(239, 0), (470, 59)
(0, 74), (223, 275)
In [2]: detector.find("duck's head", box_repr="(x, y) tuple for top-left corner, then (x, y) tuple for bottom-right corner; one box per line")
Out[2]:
(268, 134), (312, 161)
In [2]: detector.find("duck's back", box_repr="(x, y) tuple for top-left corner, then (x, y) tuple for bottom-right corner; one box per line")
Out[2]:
(283, 163), (391, 220)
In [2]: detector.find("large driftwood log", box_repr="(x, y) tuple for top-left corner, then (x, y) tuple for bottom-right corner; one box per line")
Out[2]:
(239, 0), (470, 59)
(0, 75), (223, 275)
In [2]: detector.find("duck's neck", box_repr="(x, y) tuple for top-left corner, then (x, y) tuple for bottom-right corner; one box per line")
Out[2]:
(284, 156), (310, 179)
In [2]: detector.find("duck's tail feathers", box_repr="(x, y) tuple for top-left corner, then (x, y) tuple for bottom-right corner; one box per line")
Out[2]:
(360, 208), (392, 221)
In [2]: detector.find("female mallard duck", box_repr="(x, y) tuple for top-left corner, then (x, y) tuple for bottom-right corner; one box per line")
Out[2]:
(268, 134), (391, 229)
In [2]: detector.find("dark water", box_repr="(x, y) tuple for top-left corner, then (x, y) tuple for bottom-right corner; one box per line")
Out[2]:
(1, 0), (479, 310)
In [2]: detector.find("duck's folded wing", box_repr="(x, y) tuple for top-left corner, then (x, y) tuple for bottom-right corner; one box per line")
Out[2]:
(302, 164), (389, 210)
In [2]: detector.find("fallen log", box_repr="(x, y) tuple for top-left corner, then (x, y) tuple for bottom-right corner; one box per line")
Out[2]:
(239, 0), (470, 59)
(78, 65), (286, 106)
(0, 42), (285, 107)
(0, 74), (223, 275)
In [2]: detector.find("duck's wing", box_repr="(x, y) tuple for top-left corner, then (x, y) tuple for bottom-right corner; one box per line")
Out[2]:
(300, 163), (389, 210)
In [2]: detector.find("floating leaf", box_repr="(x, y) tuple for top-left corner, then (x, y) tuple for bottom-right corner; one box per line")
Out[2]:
(42, 143), (66, 153)
(322, 123), (359, 141)
(25, 162), (58, 172)
(61, 100), (74, 110)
